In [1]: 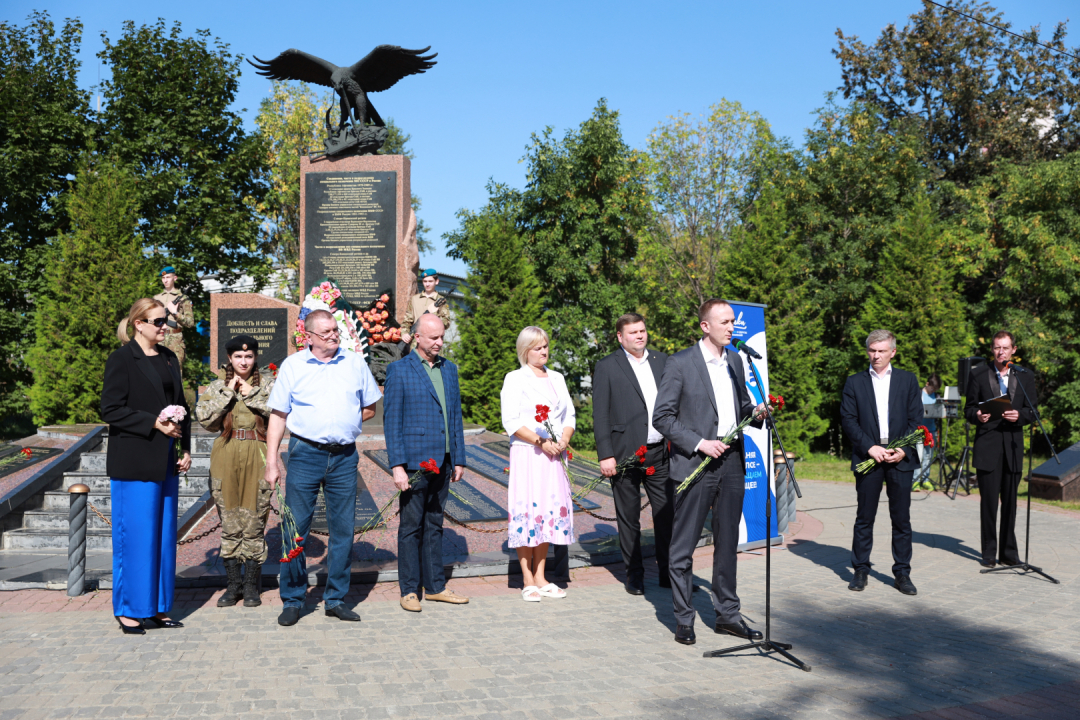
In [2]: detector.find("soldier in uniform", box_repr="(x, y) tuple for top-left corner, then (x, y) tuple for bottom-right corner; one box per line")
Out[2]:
(401, 268), (451, 348)
(153, 266), (194, 372)
(195, 334), (275, 608)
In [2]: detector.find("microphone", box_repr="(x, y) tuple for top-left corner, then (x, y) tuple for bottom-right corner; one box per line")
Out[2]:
(732, 339), (762, 359)
(1006, 361), (1028, 374)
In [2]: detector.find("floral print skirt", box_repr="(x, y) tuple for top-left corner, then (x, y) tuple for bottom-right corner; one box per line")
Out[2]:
(507, 443), (575, 548)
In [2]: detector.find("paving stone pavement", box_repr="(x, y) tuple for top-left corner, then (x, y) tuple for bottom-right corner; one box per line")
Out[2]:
(0, 480), (1078, 719)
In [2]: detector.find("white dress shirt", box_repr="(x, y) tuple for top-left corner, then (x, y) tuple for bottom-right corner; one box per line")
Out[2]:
(869, 364), (892, 444)
(697, 339), (738, 450)
(624, 349), (664, 444)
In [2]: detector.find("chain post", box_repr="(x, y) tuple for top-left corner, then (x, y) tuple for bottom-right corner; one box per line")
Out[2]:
(67, 484), (90, 596)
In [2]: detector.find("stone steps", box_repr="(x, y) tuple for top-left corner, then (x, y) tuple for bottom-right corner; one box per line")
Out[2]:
(3, 527), (114, 551)
(98, 435), (216, 455)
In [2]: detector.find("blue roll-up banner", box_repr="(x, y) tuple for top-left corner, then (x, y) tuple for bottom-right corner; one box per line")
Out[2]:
(727, 301), (780, 550)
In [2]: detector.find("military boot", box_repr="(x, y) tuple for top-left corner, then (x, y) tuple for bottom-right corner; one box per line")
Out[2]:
(243, 559), (262, 607)
(217, 558), (242, 607)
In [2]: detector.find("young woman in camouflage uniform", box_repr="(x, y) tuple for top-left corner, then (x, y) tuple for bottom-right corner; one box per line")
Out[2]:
(196, 334), (275, 608)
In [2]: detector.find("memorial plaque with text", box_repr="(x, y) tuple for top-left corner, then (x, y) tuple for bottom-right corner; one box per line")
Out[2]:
(216, 308), (289, 370)
(304, 171), (397, 307)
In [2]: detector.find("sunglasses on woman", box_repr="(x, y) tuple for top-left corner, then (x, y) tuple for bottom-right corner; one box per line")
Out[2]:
(140, 317), (168, 328)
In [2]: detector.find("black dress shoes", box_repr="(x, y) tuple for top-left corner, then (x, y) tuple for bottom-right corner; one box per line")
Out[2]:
(715, 619), (762, 640)
(278, 606), (301, 626)
(143, 616), (184, 629)
(848, 569), (869, 591)
(980, 560), (996, 568)
(999, 558), (1022, 567)
(894, 574), (918, 596)
(116, 617), (145, 635)
(624, 578), (644, 596)
(658, 575), (671, 589)
(325, 604), (361, 621)
(674, 624), (696, 645)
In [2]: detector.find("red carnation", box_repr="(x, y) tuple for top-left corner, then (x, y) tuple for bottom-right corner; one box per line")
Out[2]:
(503, 467), (510, 473)
(20, 448), (32, 458)
(294, 535), (303, 543)
(535, 404), (550, 422)
(635, 445), (647, 460)
(646, 466), (656, 476)
(567, 451), (573, 460)
(268, 363), (278, 377)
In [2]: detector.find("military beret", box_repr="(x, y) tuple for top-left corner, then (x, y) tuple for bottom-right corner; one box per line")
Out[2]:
(160, 266), (177, 276)
(419, 268), (438, 278)
(224, 334), (259, 355)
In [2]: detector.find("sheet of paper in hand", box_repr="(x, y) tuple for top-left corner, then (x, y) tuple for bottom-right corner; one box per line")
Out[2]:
(977, 394), (1016, 420)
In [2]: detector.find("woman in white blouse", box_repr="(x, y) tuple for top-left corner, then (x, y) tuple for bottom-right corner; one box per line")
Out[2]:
(500, 326), (576, 601)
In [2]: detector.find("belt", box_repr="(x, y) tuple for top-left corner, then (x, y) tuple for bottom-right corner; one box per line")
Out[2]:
(293, 433), (353, 454)
(229, 428), (266, 442)
(646, 440), (666, 448)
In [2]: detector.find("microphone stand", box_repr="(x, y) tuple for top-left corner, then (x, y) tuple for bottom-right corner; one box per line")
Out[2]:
(980, 368), (1060, 584)
(702, 350), (811, 672)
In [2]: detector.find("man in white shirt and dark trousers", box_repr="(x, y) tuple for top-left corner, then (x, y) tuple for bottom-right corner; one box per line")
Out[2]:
(653, 300), (765, 646)
(840, 329), (923, 596)
(593, 313), (671, 596)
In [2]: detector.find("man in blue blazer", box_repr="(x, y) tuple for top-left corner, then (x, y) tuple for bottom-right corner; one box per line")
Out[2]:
(840, 329), (923, 596)
(384, 314), (469, 612)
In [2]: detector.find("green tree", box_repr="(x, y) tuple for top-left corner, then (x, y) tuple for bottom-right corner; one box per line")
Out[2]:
(96, 20), (270, 320)
(722, 185), (828, 456)
(27, 150), (147, 424)
(447, 204), (545, 430)
(835, 0), (1080, 186)
(637, 99), (778, 351)
(0, 12), (90, 421)
(514, 99), (650, 391)
(857, 191), (973, 389)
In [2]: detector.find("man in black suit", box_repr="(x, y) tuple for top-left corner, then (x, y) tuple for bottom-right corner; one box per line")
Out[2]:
(653, 299), (764, 646)
(964, 331), (1037, 568)
(840, 329), (923, 596)
(593, 313), (672, 596)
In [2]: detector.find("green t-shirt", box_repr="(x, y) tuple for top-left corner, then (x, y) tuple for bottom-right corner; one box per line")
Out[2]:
(421, 356), (450, 453)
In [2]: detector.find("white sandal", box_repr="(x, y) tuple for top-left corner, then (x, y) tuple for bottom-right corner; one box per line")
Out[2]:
(537, 583), (566, 598)
(521, 586), (542, 602)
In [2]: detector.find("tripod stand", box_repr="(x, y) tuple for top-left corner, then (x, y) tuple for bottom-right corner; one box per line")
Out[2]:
(702, 352), (811, 672)
(980, 369), (1060, 583)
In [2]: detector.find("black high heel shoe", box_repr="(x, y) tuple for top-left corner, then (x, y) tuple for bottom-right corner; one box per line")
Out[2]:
(143, 616), (184, 629)
(116, 617), (146, 635)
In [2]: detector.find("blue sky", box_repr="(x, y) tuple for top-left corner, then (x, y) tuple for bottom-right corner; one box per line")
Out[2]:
(5, 1), (1076, 276)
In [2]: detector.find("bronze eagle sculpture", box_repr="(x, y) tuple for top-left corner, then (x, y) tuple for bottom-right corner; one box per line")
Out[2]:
(248, 45), (437, 135)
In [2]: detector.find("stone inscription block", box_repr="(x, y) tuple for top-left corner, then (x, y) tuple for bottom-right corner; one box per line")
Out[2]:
(464, 446), (601, 510)
(362, 449), (510, 523)
(478, 443), (619, 498)
(216, 308), (289, 370)
(304, 171), (397, 307)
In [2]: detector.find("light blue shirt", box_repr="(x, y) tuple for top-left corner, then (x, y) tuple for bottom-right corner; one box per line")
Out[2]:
(268, 348), (382, 445)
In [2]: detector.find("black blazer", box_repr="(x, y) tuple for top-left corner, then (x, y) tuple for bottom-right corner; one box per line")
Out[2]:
(593, 348), (668, 462)
(653, 343), (760, 483)
(840, 367), (923, 473)
(963, 363), (1037, 473)
(100, 341), (191, 482)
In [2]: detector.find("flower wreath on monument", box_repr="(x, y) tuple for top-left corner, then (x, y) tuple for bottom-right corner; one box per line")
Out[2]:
(295, 279), (368, 361)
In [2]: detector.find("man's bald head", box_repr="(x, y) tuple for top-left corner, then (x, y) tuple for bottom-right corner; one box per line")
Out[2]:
(414, 314), (445, 363)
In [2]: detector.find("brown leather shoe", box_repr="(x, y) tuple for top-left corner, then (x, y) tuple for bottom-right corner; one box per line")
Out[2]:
(400, 593), (422, 612)
(424, 589), (469, 604)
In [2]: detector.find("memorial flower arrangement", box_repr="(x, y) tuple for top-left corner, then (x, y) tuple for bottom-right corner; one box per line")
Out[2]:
(572, 444), (655, 501)
(358, 458), (471, 533)
(267, 363), (278, 377)
(359, 294), (401, 346)
(257, 447), (304, 563)
(0, 447), (37, 470)
(676, 393), (784, 494)
(21, 448), (33, 458)
(295, 281), (366, 356)
(157, 405), (187, 424)
(854, 425), (935, 474)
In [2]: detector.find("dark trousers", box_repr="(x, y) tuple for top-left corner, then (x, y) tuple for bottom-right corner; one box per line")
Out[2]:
(279, 439), (358, 609)
(613, 444), (673, 581)
(669, 450), (744, 627)
(977, 466), (1021, 564)
(851, 464), (913, 576)
(397, 453), (451, 596)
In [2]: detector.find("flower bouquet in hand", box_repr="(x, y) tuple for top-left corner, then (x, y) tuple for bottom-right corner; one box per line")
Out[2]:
(535, 404), (583, 492)
(276, 486), (305, 563)
(358, 458), (471, 533)
(157, 405), (186, 424)
(572, 444), (655, 501)
(855, 426), (934, 474)
(676, 394), (784, 495)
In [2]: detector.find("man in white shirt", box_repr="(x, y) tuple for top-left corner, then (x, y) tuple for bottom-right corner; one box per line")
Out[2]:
(840, 329), (923, 596)
(653, 300), (765, 646)
(593, 313), (671, 596)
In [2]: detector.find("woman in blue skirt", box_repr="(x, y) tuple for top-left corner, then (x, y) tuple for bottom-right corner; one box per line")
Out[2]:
(100, 298), (192, 634)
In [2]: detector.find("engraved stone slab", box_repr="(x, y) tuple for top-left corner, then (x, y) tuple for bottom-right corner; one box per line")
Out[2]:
(215, 307), (289, 370)
(280, 453), (387, 533)
(362, 449), (509, 522)
(0, 447), (62, 481)
(463, 446), (601, 510)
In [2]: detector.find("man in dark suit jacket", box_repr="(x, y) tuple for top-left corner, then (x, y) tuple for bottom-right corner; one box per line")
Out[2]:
(964, 331), (1037, 568)
(384, 314), (469, 612)
(593, 313), (671, 596)
(840, 329), (923, 596)
(653, 299), (764, 646)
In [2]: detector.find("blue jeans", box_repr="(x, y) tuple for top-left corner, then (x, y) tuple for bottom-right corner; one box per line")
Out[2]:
(279, 438), (357, 609)
(397, 454), (450, 596)
(914, 446), (935, 487)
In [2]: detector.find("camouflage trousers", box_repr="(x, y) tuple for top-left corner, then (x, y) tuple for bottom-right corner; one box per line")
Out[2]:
(211, 475), (272, 562)
(161, 334), (185, 372)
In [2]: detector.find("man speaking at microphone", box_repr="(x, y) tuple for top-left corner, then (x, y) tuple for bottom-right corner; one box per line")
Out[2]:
(653, 299), (765, 646)
(964, 331), (1038, 568)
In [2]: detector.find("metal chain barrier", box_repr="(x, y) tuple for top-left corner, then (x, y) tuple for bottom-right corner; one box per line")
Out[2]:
(87, 500), (111, 526)
(442, 512), (505, 533)
(269, 501), (400, 540)
(178, 517), (222, 545)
